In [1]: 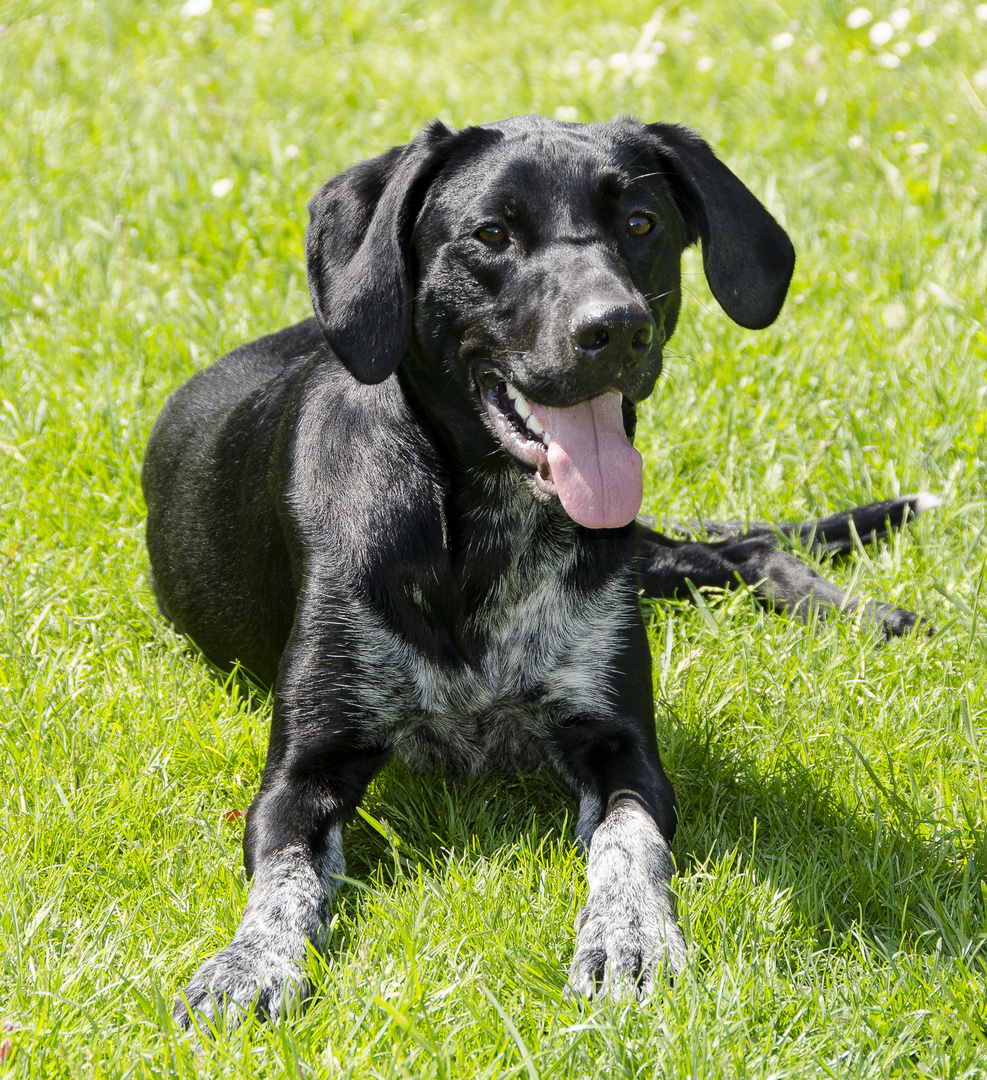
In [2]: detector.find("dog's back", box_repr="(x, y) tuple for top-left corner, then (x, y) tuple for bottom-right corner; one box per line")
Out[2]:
(143, 320), (324, 682)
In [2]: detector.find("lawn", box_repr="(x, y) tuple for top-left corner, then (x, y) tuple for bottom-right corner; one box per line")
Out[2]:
(1, 0), (986, 1076)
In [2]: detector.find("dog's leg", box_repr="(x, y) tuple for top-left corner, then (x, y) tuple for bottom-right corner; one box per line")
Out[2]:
(636, 494), (937, 637)
(172, 733), (388, 1037)
(562, 733), (685, 999)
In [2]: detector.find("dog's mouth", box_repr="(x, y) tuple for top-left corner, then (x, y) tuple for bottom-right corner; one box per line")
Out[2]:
(480, 377), (643, 530)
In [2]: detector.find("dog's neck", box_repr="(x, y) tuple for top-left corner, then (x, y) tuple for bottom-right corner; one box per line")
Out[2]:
(443, 461), (572, 581)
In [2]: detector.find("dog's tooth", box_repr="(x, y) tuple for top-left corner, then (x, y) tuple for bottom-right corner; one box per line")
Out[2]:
(514, 395), (531, 421)
(505, 381), (520, 401)
(526, 412), (543, 435)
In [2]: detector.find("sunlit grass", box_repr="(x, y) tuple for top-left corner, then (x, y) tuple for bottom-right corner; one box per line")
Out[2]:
(1, 0), (986, 1076)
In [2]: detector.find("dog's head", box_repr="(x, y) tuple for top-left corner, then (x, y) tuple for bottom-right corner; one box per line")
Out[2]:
(306, 116), (794, 529)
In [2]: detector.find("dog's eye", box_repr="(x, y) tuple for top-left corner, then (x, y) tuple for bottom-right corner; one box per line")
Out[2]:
(626, 213), (655, 236)
(476, 224), (509, 246)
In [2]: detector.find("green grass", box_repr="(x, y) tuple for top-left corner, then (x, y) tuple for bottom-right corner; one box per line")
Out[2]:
(2, 0), (986, 1075)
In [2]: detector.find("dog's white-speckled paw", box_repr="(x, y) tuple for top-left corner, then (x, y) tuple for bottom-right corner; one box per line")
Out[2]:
(172, 941), (306, 1039)
(568, 896), (686, 1000)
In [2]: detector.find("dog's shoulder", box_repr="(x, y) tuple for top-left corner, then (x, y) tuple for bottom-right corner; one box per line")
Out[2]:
(279, 353), (449, 569)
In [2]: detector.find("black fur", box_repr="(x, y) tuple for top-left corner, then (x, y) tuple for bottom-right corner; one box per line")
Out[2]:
(142, 116), (931, 1034)
(638, 497), (936, 637)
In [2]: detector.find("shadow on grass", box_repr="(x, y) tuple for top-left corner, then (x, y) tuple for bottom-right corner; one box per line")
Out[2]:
(161, 578), (981, 972)
(666, 712), (986, 961)
(338, 720), (984, 967)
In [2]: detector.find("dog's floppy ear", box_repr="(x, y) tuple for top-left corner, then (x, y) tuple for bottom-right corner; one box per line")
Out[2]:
(645, 122), (796, 330)
(305, 121), (458, 384)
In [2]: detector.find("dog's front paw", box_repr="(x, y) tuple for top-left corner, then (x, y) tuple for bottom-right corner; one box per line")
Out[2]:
(173, 940), (306, 1037)
(568, 889), (686, 1001)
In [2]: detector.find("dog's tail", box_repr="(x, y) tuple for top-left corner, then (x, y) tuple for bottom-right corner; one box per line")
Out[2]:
(651, 493), (941, 556)
(635, 494), (940, 638)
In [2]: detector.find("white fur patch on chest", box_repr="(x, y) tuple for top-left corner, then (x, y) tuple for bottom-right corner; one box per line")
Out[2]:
(353, 567), (636, 773)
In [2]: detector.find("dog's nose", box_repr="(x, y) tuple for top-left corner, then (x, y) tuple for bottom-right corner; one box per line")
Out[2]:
(571, 302), (654, 363)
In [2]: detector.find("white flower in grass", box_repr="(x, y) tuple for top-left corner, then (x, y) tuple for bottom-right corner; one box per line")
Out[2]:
(876, 51), (900, 68)
(916, 29), (937, 46)
(696, 56), (715, 72)
(881, 302), (907, 329)
(210, 177), (234, 197)
(907, 142), (928, 155)
(254, 8), (273, 36)
(608, 51), (656, 77)
(973, 69), (987, 90)
(889, 8), (910, 30)
(977, 4), (987, 21)
(554, 106), (578, 122)
(846, 7), (872, 29)
(181, 0), (211, 15)
(803, 42), (825, 68)
(894, 41), (911, 56)
(869, 21), (894, 46)
(848, 134), (865, 149)
(649, 40), (668, 55)
(284, 144), (301, 161)
(772, 31), (795, 50)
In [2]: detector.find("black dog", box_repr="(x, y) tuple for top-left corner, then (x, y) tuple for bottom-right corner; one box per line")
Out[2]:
(142, 116), (933, 1032)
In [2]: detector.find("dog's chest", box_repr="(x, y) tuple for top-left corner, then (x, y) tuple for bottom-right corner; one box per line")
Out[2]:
(357, 565), (632, 774)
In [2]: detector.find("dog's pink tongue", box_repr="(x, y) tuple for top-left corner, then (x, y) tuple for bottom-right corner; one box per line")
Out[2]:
(530, 391), (643, 529)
